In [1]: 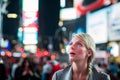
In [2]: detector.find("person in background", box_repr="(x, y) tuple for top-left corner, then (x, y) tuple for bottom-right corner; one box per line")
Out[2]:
(11, 58), (21, 80)
(0, 58), (6, 80)
(14, 57), (37, 80)
(52, 33), (110, 80)
(108, 62), (118, 77)
(41, 56), (53, 80)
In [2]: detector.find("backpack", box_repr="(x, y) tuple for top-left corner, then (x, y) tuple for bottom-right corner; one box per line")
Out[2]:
(48, 61), (62, 80)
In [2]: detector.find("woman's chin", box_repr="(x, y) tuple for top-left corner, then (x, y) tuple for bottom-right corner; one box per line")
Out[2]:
(69, 57), (76, 61)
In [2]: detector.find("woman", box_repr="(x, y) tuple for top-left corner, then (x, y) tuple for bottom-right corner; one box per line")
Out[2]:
(14, 57), (38, 80)
(52, 33), (110, 80)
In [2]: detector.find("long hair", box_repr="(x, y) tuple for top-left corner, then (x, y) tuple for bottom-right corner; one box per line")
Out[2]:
(21, 57), (34, 71)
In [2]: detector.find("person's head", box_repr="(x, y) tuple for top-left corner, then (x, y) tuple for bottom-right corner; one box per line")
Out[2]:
(69, 33), (96, 64)
(21, 57), (33, 69)
(43, 56), (51, 63)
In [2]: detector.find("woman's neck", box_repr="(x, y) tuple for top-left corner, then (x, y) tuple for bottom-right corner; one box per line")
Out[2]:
(72, 62), (89, 80)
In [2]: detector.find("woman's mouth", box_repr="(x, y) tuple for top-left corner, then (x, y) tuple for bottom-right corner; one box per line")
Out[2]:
(70, 52), (76, 55)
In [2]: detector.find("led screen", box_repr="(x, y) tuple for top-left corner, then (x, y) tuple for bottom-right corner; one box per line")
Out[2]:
(86, 8), (108, 44)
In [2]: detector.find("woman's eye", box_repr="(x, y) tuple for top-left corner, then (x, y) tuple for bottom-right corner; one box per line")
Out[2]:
(77, 43), (82, 47)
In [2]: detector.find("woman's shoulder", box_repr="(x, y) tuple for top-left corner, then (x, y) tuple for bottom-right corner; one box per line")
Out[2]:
(98, 71), (110, 80)
(54, 69), (63, 75)
(52, 65), (72, 80)
(52, 69), (63, 80)
(54, 64), (71, 75)
(92, 66), (110, 80)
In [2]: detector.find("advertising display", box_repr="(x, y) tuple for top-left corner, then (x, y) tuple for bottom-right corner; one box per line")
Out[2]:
(108, 2), (120, 41)
(23, 32), (38, 44)
(22, 0), (38, 53)
(86, 8), (108, 44)
(74, 0), (105, 16)
(22, 11), (38, 26)
(23, 27), (38, 44)
(24, 44), (37, 54)
(22, 0), (38, 11)
(60, 8), (78, 20)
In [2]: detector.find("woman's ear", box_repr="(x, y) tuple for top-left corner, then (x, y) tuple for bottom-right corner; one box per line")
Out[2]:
(87, 49), (92, 57)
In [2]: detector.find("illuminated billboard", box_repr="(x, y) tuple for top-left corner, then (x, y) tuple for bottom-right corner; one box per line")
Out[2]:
(86, 8), (108, 44)
(60, 8), (78, 20)
(22, 0), (38, 11)
(22, 0), (39, 53)
(23, 27), (38, 44)
(22, 0), (38, 45)
(74, 0), (105, 16)
(108, 2), (120, 41)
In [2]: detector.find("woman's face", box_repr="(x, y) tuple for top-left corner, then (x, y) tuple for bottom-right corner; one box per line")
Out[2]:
(69, 36), (91, 62)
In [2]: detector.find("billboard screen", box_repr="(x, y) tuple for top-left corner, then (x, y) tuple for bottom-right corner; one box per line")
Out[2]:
(108, 2), (120, 41)
(86, 8), (108, 44)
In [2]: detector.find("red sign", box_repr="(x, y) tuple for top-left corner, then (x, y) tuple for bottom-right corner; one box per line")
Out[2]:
(76, 0), (105, 15)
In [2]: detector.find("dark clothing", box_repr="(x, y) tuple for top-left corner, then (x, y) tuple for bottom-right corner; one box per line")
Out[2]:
(42, 73), (51, 80)
(52, 65), (110, 80)
(0, 63), (6, 80)
(14, 66), (39, 80)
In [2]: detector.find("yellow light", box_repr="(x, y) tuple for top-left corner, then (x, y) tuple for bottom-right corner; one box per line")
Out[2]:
(7, 13), (17, 18)
(59, 21), (63, 27)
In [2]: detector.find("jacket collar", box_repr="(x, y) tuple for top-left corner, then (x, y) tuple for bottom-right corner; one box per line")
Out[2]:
(59, 65), (72, 80)
(58, 65), (102, 80)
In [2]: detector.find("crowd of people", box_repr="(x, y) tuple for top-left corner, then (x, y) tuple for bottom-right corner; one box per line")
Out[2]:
(0, 53), (64, 80)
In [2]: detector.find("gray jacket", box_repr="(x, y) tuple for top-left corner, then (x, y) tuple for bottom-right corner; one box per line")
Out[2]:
(52, 65), (110, 80)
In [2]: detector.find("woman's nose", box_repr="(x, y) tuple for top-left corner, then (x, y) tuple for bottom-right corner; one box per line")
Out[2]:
(70, 44), (75, 49)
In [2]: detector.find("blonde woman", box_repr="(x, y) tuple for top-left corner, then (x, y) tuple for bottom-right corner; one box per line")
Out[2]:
(52, 33), (110, 80)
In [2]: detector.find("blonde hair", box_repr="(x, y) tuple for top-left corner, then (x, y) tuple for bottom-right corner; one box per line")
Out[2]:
(72, 33), (96, 64)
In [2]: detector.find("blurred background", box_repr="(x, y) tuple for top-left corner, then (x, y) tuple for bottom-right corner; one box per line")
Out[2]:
(1, 0), (120, 80)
